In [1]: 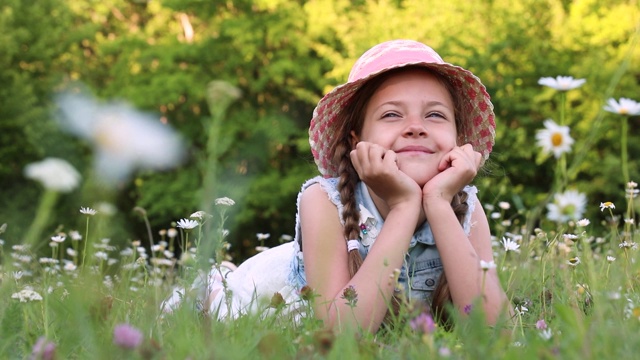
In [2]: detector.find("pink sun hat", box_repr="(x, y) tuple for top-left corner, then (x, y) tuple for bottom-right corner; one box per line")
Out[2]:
(309, 39), (496, 178)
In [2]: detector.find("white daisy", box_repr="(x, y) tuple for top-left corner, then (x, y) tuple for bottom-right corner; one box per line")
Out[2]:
(480, 260), (497, 270)
(600, 202), (615, 212)
(55, 90), (185, 186)
(24, 158), (81, 193)
(567, 257), (581, 266)
(256, 233), (271, 241)
(498, 202), (511, 210)
(69, 230), (82, 241)
(51, 235), (66, 243)
(538, 76), (586, 91)
(546, 190), (587, 223)
(80, 207), (98, 216)
(603, 97), (640, 116)
(536, 119), (574, 158)
(502, 237), (521, 253)
(576, 218), (590, 227)
(515, 305), (528, 315)
(176, 218), (198, 230)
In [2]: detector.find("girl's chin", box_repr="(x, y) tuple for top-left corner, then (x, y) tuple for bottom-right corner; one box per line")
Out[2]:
(398, 163), (439, 187)
(405, 173), (435, 188)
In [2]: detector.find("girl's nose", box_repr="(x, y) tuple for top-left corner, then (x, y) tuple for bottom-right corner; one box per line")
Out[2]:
(403, 117), (427, 137)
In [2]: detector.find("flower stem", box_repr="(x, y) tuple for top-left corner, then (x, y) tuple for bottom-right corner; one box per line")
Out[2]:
(24, 190), (59, 248)
(82, 217), (91, 267)
(559, 91), (566, 126)
(481, 271), (487, 298)
(621, 116), (629, 185)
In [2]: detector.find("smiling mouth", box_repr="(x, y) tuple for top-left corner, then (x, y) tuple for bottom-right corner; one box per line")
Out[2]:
(396, 146), (434, 154)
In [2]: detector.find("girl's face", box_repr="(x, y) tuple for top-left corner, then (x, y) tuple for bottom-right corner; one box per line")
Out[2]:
(352, 69), (458, 187)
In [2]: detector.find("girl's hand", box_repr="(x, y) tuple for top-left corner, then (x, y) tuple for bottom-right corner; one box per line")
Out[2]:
(350, 142), (421, 210)
(422, 144), (481, 204)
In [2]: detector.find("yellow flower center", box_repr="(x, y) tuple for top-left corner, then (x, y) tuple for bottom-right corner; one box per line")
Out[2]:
(551, 133), (564, 147)
(561, 205), (576, 216)
(619, 107), (629, 115)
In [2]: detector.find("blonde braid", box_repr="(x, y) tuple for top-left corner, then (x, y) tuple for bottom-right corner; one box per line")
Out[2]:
(333, 139), (364, 277)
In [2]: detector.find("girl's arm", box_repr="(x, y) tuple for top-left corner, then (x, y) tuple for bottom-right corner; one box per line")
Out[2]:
(301, 141), (424, 332)
(424, 195), (512, 323)
(300, 183), (420, 332)
(422, 144), (512, 323)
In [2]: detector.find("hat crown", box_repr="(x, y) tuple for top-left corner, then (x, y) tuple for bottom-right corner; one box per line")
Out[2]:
(348, 40), (445, 83)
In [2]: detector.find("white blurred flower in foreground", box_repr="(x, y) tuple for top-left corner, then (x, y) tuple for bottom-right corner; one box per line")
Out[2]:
(536, 119), (574, 158)
(480, 260), (496, 270)
(547, 190), (587, 223)
(538, 76), (586, 91)
(604, 97), (640, 116)
(55, 90), (185, 185)
(24, 158), (81, 193)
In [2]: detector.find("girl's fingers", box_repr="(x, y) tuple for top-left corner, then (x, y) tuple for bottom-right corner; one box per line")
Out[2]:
(351, 142), (393, 177)
(382, 149), (398, 169)
(439, 144), (481, 172)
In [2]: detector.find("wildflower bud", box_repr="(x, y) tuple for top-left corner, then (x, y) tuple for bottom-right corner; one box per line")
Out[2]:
(341, 285), (358, 307)
(410, 312), (436, 334)
(269, 292), (286, 309)
(536, 319), (548, 330)
(113, 323), (144, 350)
(299, 286), (315, 302)
(31, 336), (56, 360)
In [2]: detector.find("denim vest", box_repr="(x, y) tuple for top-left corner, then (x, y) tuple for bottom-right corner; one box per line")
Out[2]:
(288, 176), (477, 305)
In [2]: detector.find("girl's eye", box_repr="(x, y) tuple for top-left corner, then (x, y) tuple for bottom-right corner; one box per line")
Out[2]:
(426, 112), (447, 120)
(382, 112), (401, 119)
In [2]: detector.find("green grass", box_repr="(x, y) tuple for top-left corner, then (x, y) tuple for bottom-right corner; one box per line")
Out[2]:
(2, 185), (639, 359)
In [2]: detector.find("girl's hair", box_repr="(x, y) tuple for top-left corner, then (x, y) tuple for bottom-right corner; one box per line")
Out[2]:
(328, 66), (470, 326)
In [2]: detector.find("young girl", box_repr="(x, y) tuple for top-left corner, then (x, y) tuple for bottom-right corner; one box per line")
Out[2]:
(162, 39), (511, 332)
